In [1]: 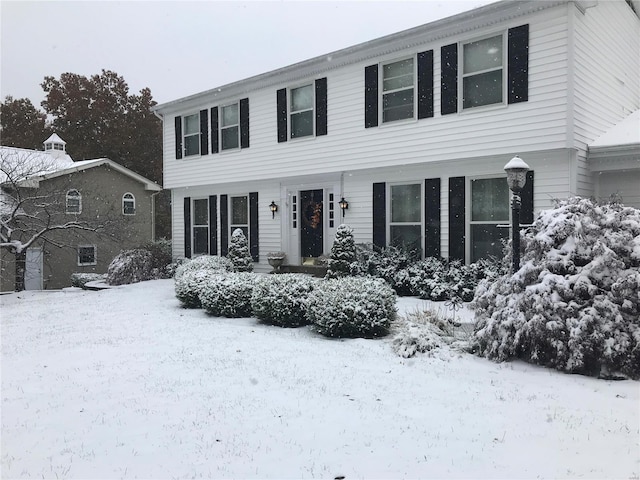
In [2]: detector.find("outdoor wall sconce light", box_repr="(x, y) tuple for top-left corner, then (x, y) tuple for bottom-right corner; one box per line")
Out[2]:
(504, 155), (530, 274)
(269, 201), (278, 219)
(339, 197), (349, 217)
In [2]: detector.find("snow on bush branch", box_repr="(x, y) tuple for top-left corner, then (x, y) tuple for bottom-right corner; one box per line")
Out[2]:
(472, 197), (640, 379)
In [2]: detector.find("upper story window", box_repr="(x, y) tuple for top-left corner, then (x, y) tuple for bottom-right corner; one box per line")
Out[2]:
(122, 193), (136, 215)
(290, 85), (314, 139)
(382, 58), (415, 123)
(183, 113), (201, 157)
(462, 34), (504, 109)
(277, 78), (327, 143)
(221, 103), (240, 150)
(66, 189), (81, 214)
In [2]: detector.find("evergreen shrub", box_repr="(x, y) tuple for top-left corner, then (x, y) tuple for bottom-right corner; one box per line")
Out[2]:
(251, 274), (318, 327)
(106, 240), (174, 286)
(308, 277), (396, 338)
(175, 269), (218, 308)
(174, 255), (233, 280)
(228, 228), (254, 272)
(472, 197), (640, 379)
(199, 272), (257, 317)
(326, 224), (358, 278)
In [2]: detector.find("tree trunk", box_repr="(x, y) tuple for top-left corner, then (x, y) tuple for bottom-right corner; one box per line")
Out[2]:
(15, 250), (26, 292)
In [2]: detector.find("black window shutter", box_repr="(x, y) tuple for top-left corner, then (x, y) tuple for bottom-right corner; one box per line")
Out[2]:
(373, 182), (386, 248)
(184, 197), (191, 258)
(508, 24), (529, 104)
(240, 98), (250, 149)
(175, 116), (183, 159)
(315, 78), (328, 136)
(441, 44), (458, 115)
(277, 88), (288, 143)
(220, 195), (229, 256)
(249, 192), (259, 261)
(417, 50), (434, 119)
(520, 171), (534, 224)
(364, 64), (379, 128)
(211, 107), (219, 154)
(448, 176), (465, 262)
(209, 195), (217, 255)
(199, 109), (208, 154)
(424, 178), (441, 258)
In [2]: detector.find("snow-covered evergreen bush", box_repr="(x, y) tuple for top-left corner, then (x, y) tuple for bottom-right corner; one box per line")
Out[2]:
(174, 255), (233, 280)
(326, 224), (358, 279)
(228, 228), (254, 272)
(251, 274), (318, 327)
(473, 197), (640, 379)
(175, 269), (219, 308)
(70, 272), (106, 289)
(354, 243), (417, 292)
(107, 249), (155, 286)
(308, 277), (396, 338)
(199, 272), (257, 317)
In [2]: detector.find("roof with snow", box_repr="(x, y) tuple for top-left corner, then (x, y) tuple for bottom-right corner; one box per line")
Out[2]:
(43, 133), (66, 145)
(0, 145), (161, 191)
(590, 110), (640, 148)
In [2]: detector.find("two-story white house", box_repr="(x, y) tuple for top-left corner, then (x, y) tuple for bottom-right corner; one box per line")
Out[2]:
(154, 0), (640, 272)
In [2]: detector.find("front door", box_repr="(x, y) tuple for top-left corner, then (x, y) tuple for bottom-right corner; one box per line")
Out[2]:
(300, 189), (324, 262)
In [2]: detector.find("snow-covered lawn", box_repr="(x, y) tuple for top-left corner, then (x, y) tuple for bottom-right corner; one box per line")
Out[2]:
(1, 279), (638, 479)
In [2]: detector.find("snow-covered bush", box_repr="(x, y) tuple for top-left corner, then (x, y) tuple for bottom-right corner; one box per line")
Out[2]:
(228, 228), (254, 272)
(175, 269), (218, 308)
(391, 307), (471, 358)
(326, 224), (358, 279)
(473, 197), (640, 379)
(251, 274), (318, 327)
(106, 240), (174, 286)
(70, 272), (106, 289)
(199, 272), (257, 317)
(174, 255), (233, 280)
(355, 244), (417, 290)
(308, 277), (396, 338)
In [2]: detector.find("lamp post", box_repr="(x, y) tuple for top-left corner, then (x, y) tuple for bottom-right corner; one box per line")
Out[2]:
(504, 155), (530, 274)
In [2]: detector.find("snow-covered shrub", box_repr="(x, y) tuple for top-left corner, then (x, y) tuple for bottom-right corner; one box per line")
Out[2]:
(70, 272), (106, 289)
(355, 243), (417, 290)
(308, 277), (396, 338)
(251, 274), (318, 327)
(175, 269), (218, 308)
(391, 307), (470, 358)
(228, 228), (254, 272)
(199, 272), (257, 317)
(106, 240), (174, 286)
(326, 224), (358, 279)
(174, 255), (233, 280)
(473, 197), (640, 379)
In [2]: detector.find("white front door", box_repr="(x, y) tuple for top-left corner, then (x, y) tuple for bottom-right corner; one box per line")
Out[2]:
(25, 247), (43, 290)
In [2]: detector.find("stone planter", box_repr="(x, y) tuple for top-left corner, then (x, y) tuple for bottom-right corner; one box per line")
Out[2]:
(267, 252), (286, 273)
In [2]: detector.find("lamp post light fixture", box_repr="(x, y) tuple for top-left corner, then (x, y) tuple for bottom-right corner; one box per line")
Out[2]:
(338, 197), (349, 217)
(269, 201), (278, 219)
(504, 155), (530, 274)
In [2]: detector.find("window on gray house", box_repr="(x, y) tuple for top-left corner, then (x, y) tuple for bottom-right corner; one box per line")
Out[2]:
(66, 189), (82, 214)
(78, 245), (96, 266)
(122, 193), (136, 215)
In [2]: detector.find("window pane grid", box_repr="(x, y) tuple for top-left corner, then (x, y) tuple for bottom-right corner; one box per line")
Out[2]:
(462, 34), (504, 109)
(382, 58), (414, 123)
(470, 177), (510, 261)
(183, 113), (200, 156)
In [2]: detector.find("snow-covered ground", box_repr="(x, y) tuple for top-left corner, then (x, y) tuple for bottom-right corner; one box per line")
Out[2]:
(1, 279), (638, 479)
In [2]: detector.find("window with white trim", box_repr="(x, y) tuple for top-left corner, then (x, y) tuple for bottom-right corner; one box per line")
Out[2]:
(192, 198), (209, 256)
(382, 58), (415, 123)
(462, 34), (504, 109)
(389, 183), (422, 253)
(66, 189), (81, 214)
(290, 84), (314, 138)
(230, 195), (249, 239)
(183, 113), (201, 157)
(122, 193), (135, 215)
(77, 245), (96, 266)
(470, 177), (510, 262)
(221, 103), (240, 150)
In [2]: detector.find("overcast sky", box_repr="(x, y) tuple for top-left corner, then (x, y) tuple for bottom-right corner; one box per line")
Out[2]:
(1, 0), (497, 109)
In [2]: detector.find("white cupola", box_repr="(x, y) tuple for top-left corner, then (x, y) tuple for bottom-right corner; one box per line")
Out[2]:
(43, 133), (67, 159)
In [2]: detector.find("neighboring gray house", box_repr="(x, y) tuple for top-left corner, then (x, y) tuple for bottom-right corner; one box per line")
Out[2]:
(153, 0), (639, 272)
(0, 134), (162, 291)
